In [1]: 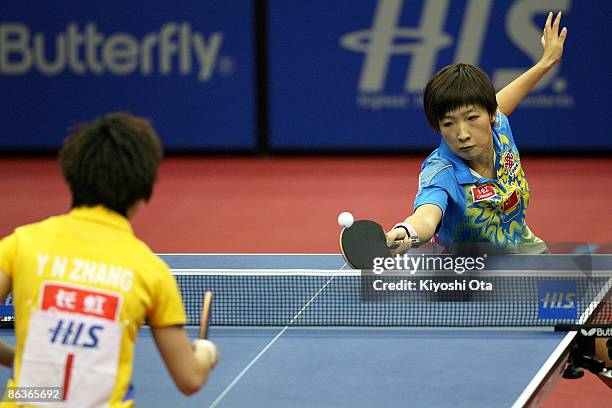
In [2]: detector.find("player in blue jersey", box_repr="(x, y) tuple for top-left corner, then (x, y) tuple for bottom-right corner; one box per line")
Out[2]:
(387, 12), (567, 253)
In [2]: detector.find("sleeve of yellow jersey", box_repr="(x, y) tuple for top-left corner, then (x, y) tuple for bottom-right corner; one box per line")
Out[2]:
(147, 262), (188, 328)
(0, 233), (17, 278)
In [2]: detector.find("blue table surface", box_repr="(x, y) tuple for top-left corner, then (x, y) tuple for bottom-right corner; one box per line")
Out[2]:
(0, 327), (566, 408)
(2, 254), (604, 407)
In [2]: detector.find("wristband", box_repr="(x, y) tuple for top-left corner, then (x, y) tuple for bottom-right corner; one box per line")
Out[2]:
(392, 223), (421, 246)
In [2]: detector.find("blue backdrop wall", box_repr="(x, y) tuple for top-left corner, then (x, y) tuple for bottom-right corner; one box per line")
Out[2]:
(268, 0), (610, 150)
(0, 0), (609, 151)
(0, 0), (255, 149)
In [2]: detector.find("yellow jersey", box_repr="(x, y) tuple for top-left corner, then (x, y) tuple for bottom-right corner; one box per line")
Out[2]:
(0, 206), (186, 407)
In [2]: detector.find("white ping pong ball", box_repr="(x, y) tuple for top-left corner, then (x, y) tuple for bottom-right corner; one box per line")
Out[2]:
(338, 211), (354, 228)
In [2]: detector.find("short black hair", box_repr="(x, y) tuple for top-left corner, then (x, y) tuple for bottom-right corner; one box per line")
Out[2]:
(59, 112), (163, 216)
(423, 63), (497, 132)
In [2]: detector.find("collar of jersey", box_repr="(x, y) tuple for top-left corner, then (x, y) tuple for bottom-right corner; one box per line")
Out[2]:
(437, 134), (500, 185)
(69, 205), (133, 234)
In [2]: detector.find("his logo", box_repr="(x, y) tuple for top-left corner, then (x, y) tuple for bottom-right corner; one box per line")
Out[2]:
(340, 0), (452, 93)
(537, 280), (577, 319)
(340, 0), (572, 95)
(48, 319), (104, 349)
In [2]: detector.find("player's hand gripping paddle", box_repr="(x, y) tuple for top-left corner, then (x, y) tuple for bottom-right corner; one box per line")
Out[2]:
(199, 291), (213, 339)
(340, 220), (393, 270)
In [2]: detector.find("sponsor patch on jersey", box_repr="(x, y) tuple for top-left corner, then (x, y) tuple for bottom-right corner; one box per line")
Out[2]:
(41, 283), (121, 321)
(471, 184), (497, 202)
(502, 151), (519, 175)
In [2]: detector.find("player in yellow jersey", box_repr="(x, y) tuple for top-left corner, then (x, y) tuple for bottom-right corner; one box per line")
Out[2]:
(0, 113), (219, 407)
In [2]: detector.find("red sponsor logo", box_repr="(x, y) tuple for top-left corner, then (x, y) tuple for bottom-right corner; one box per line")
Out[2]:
(471, 184), (497, 202)
(41, 283), (120, 321)
(502, 190), (519, 212)
(503, 152), (519, 174)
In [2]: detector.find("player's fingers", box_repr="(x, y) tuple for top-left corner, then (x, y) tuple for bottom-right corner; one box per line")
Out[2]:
(212, 348), (220, 369)
(544, 11), (552, 34)
(193, 339), (219, 368)
(393, 228), (407, 241)
(386, 230), (401, 242)
(552, 11), (562, 36)
(395, 241), (412, 256)
(559, 26), (568, 42)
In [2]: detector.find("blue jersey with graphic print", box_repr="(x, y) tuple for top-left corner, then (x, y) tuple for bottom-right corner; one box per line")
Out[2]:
(414, 111), (529, 249)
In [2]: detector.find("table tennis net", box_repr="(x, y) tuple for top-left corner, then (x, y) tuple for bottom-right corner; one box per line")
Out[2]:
(176, 270), (612, 327)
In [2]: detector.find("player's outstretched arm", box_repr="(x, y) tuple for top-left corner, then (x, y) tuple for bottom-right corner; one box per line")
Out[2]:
(152, 326), (219, 395)
(496, 11), (567, 116)
(0, 271), (14, 368)
(386, 204), (442, 253)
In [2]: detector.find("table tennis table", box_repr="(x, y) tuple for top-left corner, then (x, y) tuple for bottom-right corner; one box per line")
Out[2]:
(1, 254), (610, 407)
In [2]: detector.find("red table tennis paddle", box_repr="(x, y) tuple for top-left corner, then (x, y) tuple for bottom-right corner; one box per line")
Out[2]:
(199, 291), (213, 339)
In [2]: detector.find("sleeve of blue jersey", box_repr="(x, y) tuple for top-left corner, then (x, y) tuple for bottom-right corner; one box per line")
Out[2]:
(413, 158), (453, 217)
(494, 110), (517, 146)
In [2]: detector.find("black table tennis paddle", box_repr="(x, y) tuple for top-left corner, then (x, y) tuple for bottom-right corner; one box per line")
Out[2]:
(339, 220), (394, 270)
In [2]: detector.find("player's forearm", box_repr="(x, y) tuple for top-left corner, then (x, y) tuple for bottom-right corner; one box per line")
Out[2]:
(402, 205), (443, 243)
(496, 60), (556, 116)
(0, 341), (14, 367)
(152, 326), (215, 395)
(175, 349), (211, 396)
